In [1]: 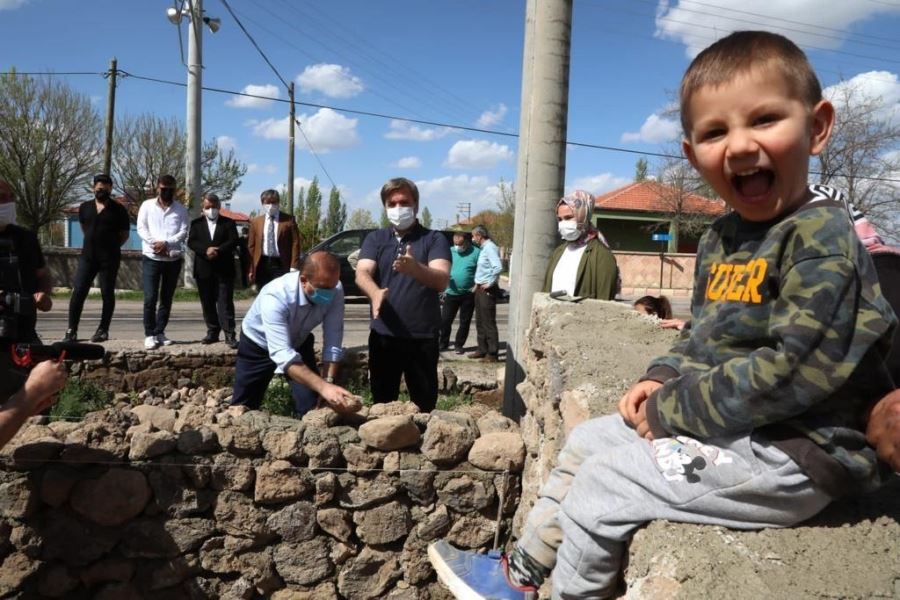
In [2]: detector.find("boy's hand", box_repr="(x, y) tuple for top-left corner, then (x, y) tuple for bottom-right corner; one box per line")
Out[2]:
(618, 380), (663, 427)
(634, 401), (655, 441)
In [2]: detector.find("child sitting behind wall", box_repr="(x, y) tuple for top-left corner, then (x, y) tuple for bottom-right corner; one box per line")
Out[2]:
(633, 294), (686, 330)
(428, 30), (897, 600)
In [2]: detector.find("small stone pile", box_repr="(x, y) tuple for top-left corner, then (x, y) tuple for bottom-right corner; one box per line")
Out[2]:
(0, 387), (526, 599)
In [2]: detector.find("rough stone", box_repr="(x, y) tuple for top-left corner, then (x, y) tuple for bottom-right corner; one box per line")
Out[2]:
(267, 501), (318, 542)
(338, 474), (398, 509)
(271, 581), (337, 600)
(416, 504), (451, 541)
(475, 410), (519, 435)
(146, 555), (200, 591)
(0, 552), (40, 596)
(130, 405), (177, 431)
(210, 453), (255, 491)
(397, 453), (437, 504)
(467, 432), (526, 472)
(213, 491), (274, 542)
(436, 471), (495, 513)
(262, 429), (304, 461)
(177, 426), (219, 454)
(353, 500), (411, 545)
(337, 547), (402, 600)
(255, 460), (313, 504)
(93, 582), (142, 600)
(314, 472), (337, 505)
(401, 532), (433, 586)
(342, 443), (383, 473)
(420, 411), (478, 465)
(0, 478), (37, 519)
(120, 518), (216, 558)
(39, 512), (119, 566)
(217, 424), (263, 455)
(61, 421), (130, 462)
(80, 558), (135, 587)
(302, 407), (340, 428)
(367, 401), (418, 419)
(358, 415), (421, 451)
(129, 430), (177, 460)
(316, 507), (353, 542)
(199, 537), (279, 591)
(173, 404), (212, 433)
(148, 466), (215, 517)
(272, 538), (333, 586)
(446, 512), (496, 549)
(303, 429), (342, 469)
(330, 541), (357, 566)
(11, 436), (65, 467)
(37, 563), (78, 598)
(69, 469), (151, 526)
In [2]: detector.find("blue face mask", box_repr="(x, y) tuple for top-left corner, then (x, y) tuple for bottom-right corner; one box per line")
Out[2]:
(308, 285), (336, 305)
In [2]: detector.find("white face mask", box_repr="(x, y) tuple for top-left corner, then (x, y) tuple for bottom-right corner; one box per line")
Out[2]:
(264, 203), (279, 217)
(204, 207), (219, 221)
(558, 220), (581, 241)
(387, 206), (415, 231)
(0, 203), (16, 227)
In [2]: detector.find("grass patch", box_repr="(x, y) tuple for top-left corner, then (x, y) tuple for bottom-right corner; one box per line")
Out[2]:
(50, 379), (114, 421)
(436, 392), (473, 412)
(261, 377), (294, 417)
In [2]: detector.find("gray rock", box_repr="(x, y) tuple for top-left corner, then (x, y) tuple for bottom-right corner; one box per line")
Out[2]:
(436, 472), (496, 513)
(358, 415), (421, 451)
(420, 411), (478, 465)
(271, 582), (337, 599)
(129, 430), (177, 460)
(146, 555), (199, 590)
(353, 500), (411, 545)
(213, 491), (275, 542)
(416, 505), (451, 541)
(255, 460), (313, 505)
(267, 501), (318, 542)
(367, 401), (418, 419)
(11, 436), (64, 467)
(217, 424), (263, 455)
(130, 405), (177, 431)
(199, 537), (279, 591)
(0, 478), (37, 519)
(338, 474), (398, 509)
(397, 453), (437, 504)
(476, 410), (519, 435)
(314, 472), (337, 505)
(177, 426), (219, 454)
(316, 507), (353, 542)
(262, 429), (303, 461)
(273, 538), (333, 586)
(210, 453), (255, 491)
(173, 404), (213, 433)
(148, 465), (215, 517)
(337, 547), (402, 600)
(446, 512), (495, 549)
(468, 432), (526, 472)
(342, 443), (383, 473)
(70, 469), (151, 526)
(302, 407), (340, 428)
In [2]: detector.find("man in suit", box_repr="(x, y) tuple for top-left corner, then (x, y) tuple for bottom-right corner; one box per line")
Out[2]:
(188, 193), (239, 348)
(247, 189), (302, 290)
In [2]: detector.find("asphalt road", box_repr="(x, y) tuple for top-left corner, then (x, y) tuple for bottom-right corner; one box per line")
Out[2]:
(36, 297), (510, 352)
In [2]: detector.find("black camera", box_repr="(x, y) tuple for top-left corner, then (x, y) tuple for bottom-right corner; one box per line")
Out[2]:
(0, 238), (35, 342)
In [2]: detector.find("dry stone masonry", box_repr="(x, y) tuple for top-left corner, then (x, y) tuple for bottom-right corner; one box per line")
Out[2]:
(0, 386), (524, 599)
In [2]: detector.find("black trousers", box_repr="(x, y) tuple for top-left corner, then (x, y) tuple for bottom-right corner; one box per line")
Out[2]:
(255, 256), (286, 290)
(68, 257), (120, 332)
(368, 330), (438, 412)
(231, 332), (318, 415)
(474, 285), (499, 356)
(440, 292), (474, 349)
(197, 274), (235, 337)
(142, 258), (182, 337)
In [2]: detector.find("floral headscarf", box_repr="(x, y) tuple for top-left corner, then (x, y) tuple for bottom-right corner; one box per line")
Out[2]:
(557, 190), (609, 247)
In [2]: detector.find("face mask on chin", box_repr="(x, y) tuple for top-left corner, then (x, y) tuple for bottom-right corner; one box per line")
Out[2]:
(387, 206), (415, 231)
(0, 203), (16, 227)
(558, 220), (582, 241)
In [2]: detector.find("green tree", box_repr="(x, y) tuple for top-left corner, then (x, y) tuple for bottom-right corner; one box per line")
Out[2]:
(321, 185), (347, 237)
(380, 208), (390, 228)
(634, 158), (649, 182)
(492, 178), (515, 253)
(296, 177), (323, 246)
(347, 207), (377, 229)
(0, 72), (102, 232)
(421, 206), (432, 228)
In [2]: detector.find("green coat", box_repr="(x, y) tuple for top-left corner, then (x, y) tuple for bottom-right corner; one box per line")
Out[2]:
(542, 238), (618, 300)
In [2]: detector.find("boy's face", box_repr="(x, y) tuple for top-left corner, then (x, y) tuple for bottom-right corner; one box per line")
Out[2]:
(682, 66), (834, 222)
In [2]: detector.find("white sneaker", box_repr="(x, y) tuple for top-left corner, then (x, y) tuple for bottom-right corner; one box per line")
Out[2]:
(144, 336), (159, 350)
(156, 333), (174, 346)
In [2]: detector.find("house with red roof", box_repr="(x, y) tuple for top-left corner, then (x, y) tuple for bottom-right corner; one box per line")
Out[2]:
(593, 181), (727, 253)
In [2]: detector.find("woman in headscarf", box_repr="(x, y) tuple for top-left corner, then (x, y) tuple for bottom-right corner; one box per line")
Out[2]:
(542, 190), (619, 300)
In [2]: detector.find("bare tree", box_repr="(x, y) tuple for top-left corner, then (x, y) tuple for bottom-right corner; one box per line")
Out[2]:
(492, 178), (515, 254)
(817, 80), (900, 239)
(0, 72), (102, 232)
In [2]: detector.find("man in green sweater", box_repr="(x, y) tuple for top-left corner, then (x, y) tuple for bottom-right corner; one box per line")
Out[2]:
(440, 231), (479, 353)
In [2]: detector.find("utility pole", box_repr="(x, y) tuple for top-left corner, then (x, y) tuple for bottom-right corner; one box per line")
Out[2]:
(456, 202), (471, 223)
(102, 58), (118, 176)
(184, 0), (203, 288)
(503, 0), (573, 420)
(287, 82), (296, 216)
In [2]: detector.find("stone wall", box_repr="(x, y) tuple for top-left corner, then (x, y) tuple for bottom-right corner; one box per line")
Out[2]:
(0, 387), (526, 599)
(514, 295), (900, 599)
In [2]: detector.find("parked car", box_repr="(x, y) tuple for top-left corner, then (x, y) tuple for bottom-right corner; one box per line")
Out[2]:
(309, 228), (470, 297)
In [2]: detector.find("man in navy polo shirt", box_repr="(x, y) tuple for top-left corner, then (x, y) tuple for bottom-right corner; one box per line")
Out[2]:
(356, 177), (451, 412)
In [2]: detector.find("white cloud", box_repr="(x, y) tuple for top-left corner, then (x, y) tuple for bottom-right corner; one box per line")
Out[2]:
(567, 173), (631, 196)
(246, 163), (278, 175)
(621, 113), (681, 144)
(476, 103), (508, 128)
(415, 175), (497, 217)
(394, 156), (422, 169)
(226, 84), (281, 109)
(656, 1), (900, 58)
(215, 135), (237, 152)
(0, 0), (27, 10)
(823, 71), (900, 124)
(297, 64), (364, 98)
(249, 108), (360, 152)
(384, 120), (453, 141)
(445, 140), (514, 169)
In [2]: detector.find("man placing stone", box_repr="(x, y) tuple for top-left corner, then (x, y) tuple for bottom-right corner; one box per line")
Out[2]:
(231, 251), (360, 417)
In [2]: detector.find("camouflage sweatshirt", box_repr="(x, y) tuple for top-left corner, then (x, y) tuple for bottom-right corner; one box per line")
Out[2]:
(644, 187), (897, 497)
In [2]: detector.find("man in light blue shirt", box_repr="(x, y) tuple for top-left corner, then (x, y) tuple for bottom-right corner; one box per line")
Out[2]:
(470, 224), (503, 362)
(231, 251), (360, 416)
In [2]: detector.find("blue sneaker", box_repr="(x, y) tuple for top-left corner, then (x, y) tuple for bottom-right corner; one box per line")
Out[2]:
(428, 540), (538, 600)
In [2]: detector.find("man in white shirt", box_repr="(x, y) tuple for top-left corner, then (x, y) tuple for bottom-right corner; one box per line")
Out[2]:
(231, 251), (360, 416)
(136, 174), (189, 350)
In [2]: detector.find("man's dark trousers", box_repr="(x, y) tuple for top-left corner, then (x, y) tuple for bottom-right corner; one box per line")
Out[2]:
(440, 292), (474, 350)
(368, 330), (439, 412)
(142, 257), (182, 337)
(474, 285), (499, 357)
(231, 333), (318, 415)
(197, 274), (235, 338)
(255, 256), (285, 290)
(68, 257), (120, 333)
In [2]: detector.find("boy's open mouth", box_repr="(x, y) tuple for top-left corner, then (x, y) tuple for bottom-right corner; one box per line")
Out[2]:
(732, 168), (774, 200)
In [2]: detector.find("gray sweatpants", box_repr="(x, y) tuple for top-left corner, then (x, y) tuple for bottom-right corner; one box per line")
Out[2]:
(515, 415), (831, 599)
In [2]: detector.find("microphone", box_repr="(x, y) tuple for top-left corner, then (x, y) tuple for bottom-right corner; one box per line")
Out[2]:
(12, 342), (106, 363)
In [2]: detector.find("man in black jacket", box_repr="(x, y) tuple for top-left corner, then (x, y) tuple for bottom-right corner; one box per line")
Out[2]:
(188, 193), (239, 348)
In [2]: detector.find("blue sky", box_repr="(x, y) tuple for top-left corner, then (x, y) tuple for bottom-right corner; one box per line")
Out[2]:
(2, 0), (900, 227)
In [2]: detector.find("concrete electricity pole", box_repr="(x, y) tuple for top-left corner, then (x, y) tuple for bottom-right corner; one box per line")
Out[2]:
(503, 0), (573, 420)
(102, 58), (117, 176)
(287, 82), (296, 216)
(183, 0), (204, 288)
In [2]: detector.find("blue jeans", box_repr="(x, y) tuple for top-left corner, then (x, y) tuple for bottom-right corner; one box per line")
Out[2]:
(142, 257), (182, 337)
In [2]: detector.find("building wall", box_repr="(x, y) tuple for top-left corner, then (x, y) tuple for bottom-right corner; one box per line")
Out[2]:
(613, 250), (696, 299)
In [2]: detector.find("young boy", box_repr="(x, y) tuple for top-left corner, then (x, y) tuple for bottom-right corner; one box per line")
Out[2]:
(428, 30), (897, 600)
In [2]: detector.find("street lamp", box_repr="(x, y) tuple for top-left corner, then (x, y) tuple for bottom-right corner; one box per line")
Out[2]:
(166, 0), (220, 287)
